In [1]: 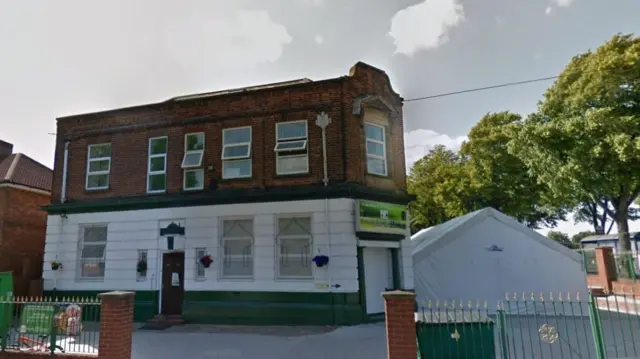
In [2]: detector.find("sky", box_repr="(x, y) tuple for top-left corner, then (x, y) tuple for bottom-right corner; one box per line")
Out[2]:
(0, 0), (638, 236)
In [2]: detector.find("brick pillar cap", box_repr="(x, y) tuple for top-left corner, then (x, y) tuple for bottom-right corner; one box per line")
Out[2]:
(99, 291), (135, 298)
(382, 290), (416, 298)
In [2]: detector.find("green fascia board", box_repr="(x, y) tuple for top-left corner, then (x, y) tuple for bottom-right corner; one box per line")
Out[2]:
(43, 182), (415, 215)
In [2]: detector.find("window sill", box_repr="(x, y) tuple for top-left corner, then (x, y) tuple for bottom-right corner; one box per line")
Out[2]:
(218, 177), (254, 183)
(84, 187), (111, 194)
(217, 277), (255, 282)
(366, 172), (390, 179)
(275, 172), (310, 179)
(274, 277), (314, 282)
(75, 278), (105, 283)
(194, 277), (207, 282)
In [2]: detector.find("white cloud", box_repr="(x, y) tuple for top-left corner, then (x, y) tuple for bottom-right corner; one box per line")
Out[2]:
(389, 0), (465, 56)
(404, 129), (467, 170)
(546, 0), (575, 15)
(314, 35), (324, 44)
(162, 9), (292, 70)
(552, 0), (574, 7)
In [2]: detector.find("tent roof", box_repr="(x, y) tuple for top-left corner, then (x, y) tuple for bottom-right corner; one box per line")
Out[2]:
(411, 207), (582, 264)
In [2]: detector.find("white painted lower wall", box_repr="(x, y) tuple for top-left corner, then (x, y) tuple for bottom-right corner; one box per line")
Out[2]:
(43, 198), (414, 294)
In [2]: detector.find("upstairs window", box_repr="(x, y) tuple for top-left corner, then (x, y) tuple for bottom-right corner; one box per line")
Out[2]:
(182, 133), (205, 191)
(78, 225), (107, 280)
(275, 121), (308, 175)
(147, 137), (168, 193)
(86, 143), (111, 190)
(222, 127), (252, 179)
(365, 123), (387, 176)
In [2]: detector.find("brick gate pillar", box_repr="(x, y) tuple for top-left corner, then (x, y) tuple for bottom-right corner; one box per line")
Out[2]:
(99, 291), (135, 359)
(383, 290), (417, 359)
(595, 247), (615, 293)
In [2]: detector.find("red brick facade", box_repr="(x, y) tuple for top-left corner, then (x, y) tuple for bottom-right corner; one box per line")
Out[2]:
(383, 290), (417, 359)
(50, 62), (406, 204)
(0, 186), (49, 297)
(98, 292), (135, 359)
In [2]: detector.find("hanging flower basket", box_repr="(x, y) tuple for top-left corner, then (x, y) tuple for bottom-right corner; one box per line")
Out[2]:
(199, 254), (213, 268)
(137, 259), (148, 274)
(51, 261), (63, 271)
(312, 255), (329, 267)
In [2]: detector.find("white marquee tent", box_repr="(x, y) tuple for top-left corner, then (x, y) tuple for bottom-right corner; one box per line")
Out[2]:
(412, 208), (589, 314)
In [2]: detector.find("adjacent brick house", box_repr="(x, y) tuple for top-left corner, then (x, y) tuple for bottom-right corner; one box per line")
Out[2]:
(0, 140), (52, 297)
(42, 62), (415, 325)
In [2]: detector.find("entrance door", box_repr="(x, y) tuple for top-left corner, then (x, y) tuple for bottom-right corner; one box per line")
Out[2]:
(363, 247), (393, 314)
(161, 252), (185, 315)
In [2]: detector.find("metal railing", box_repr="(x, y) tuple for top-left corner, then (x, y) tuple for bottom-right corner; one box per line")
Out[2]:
(0, 296), (101, 355)
(581, 249), (599, 274)
(416, 292), (640, 358)
(614, 252), (638, 280)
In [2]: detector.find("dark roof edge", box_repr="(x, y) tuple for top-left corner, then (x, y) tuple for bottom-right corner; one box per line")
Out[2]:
(56, 76), (347, 122)
(0, 180), (52, 194)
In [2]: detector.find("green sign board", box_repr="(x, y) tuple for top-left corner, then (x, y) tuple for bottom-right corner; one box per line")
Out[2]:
(356, 200), (408, 235)
(19, 304), (55, 335)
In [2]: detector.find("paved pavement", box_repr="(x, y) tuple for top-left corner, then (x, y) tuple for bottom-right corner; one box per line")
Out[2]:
(131, 323), (387, 359)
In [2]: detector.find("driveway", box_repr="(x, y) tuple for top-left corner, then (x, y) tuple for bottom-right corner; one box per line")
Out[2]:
(131, 323), (387, 359)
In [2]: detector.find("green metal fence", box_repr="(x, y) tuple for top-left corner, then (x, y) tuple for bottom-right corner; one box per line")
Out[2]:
(614, 252), (638, 280)
(582, 250), (599, 275)
(416, 292), (640, 358)
(0, 296), (101, 355)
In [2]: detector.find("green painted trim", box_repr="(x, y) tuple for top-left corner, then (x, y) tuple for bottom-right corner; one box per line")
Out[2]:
(181, 291), (363, 325)
(391, 248), (401, 290)
(357, 246), (367, 321)
(43, 290), (157, 322)
(43, 183), (415, 215)
(356, 232), (405, 241)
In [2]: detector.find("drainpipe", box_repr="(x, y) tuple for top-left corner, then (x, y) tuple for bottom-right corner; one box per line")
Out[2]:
(315, 112), (333, 290)
(61, 141), (70, 203)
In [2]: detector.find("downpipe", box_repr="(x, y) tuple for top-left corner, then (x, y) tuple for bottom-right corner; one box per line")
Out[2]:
(315, 112), (333, 291)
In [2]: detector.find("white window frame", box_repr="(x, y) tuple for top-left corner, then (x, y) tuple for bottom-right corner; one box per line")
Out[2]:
(275, 120), (309, 175)
(85, 143), (111, 190)
(275, 215), (313, 280)
(77, 224), (108, 281)
(147, 136), (168, 193)
(365, 123), (388, 176)
(182, 132), (205, 169)
(195, 247), (206, 281)
(136, 250), (148, 282)
(222, 126), (252, 179)
(183, 169), (205, 191)
(219, 217), (254, 280)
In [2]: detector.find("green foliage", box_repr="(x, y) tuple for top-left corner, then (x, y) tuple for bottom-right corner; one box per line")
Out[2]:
(571, 231), (595, 244)
(460, 111), (566, 228)
(509, 33), (640, 250)
(408, 112), (566, 233)
(408, 145), (475, 232)
(547, 230), (569, 242)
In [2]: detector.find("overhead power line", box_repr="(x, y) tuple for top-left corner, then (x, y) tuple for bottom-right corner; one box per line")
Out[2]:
(403, 75), (559, 103)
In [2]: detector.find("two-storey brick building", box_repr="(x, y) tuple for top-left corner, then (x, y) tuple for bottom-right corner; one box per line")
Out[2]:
(42, 62), (414, 325)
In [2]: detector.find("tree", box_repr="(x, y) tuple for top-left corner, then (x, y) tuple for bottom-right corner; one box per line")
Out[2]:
(571, 231), (595, 245)
(509, 33), (640, 253)
(460, 111), (567, 228)
(407, 145), (476, 233)
(574, 200), (640, 234)
(547, 230), (570, 243)
(547, 230), (578, 249)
